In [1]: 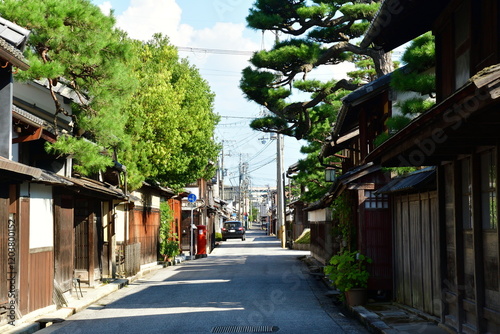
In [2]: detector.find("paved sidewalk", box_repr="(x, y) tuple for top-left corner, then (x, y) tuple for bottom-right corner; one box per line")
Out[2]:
(352, 303), (451, 334)
(301, 256), (452, 334)
(0, 263), (166, 334)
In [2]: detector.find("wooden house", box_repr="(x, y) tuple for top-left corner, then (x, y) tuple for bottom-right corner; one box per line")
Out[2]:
(304, 202), (335, 265)
(126, 183), (175, 274)
(0, 16), (135, 325)
(362, 0), (500, 332)
(376, 167), (440, 317)
(316, 72), (393, 292)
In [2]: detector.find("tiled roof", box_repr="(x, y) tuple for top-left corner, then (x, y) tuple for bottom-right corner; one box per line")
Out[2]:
(0, 17), (30, 70)
(376, 167), (436, 194)
(12, 104), (47, 127)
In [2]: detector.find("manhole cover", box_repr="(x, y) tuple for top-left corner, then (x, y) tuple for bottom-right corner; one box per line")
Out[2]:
(211, 325), (279, 333)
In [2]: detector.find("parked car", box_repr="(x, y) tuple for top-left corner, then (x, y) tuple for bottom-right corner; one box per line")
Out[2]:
(221, 221), (245, 241)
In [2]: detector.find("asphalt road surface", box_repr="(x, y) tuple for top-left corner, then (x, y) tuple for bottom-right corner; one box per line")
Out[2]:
(40, 228), (368, 334)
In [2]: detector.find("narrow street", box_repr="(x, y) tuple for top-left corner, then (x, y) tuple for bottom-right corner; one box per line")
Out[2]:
(39, 227), (368, 334)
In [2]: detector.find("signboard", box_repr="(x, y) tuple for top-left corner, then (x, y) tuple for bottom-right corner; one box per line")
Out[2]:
(187, 194), (197, 203)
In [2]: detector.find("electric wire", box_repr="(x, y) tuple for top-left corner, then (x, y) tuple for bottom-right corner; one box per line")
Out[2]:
(177, 46), (255, 56)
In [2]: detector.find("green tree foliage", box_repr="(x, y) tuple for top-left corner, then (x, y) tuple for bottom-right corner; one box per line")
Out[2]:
(122, 35), (220, 191)
(288, 56), (377, 203)
(0, 0), (137, 175)
(2, 2), (220, 192)
(240, 1), (396, 203)
(288, 92), (345, 203)
(375, 32), (436, 148)
(241, 0), (392, 141)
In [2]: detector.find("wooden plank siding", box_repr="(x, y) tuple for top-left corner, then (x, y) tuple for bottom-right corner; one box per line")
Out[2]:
(0, 184), (10, 313)
(309, 221), (336, 265)
(74, 198), (101, 286)
(442, 152), (500, 333)
(53, 194), (74, 292)
(19, 197), (29, 316)
(393, 191), (441, 317)
(362, 208), (392, 291)
(27, 249), (53, 313)
(168, 198), (182, 249)
(130, 207), (160, 265)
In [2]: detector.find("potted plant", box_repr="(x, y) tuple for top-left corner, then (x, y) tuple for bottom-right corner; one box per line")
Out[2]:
(161, 237), (180, 263)
(324, 250), (372, 306)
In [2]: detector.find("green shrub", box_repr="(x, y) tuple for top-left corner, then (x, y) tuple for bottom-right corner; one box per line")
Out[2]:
(324, 250), (372, 292)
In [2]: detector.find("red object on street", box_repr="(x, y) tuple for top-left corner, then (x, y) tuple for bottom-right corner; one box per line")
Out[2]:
(196, 225), (207, 258)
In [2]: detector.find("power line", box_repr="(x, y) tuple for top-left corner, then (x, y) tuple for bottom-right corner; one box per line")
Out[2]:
(219, 115), (256, 119)
(177, 46), (255, 56)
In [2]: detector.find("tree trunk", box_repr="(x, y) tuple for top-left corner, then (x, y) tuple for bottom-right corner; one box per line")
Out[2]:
(372, 49), (394, 78)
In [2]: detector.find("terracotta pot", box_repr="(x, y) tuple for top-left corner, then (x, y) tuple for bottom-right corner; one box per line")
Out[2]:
(345, 288), (367, 306)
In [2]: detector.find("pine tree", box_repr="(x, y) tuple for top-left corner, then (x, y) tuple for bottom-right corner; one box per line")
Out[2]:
(240, 0), (393, 140)
(0, 0), (137, 174)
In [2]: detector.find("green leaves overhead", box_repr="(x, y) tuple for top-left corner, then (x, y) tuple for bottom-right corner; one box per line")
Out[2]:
(1, 0), (136, 174)
(122, 35), (220, 191)
(241, 0), (387, 142)
(251, 39), (322, 77)
(241, 1), (392, 203)
(1, 1), (220, 192)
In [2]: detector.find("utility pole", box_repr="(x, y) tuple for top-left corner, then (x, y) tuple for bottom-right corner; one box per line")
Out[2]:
(220, 143), (224, 201)
(277, 134), (285, 248)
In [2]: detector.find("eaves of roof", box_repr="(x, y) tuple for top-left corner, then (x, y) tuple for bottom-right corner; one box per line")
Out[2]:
(0, 17), (30, 70)
(0, 37), (29, 70)
(304, 163), (379, 211)
(0, 156), (42, 179)
(142, 181), (176, 197)
(68, 176), (126, 199)
(365, 64), (500, 167)
(376, 167), (436, 194)
(360, 0), (451, 51)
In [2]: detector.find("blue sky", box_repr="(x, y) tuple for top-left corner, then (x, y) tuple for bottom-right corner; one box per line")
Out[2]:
(91, 0), (353, 187)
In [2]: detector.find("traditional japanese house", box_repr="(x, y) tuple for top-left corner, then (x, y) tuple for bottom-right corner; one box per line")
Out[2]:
(127, 183), (175, 274)
(0, 16), (132, 324)
(362, 0), (500, 332)
(316, 72), (393, 293)
(376, 167), (440, 317)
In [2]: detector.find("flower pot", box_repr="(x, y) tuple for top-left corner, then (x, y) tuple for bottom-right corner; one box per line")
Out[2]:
(345, 288), (367, 306)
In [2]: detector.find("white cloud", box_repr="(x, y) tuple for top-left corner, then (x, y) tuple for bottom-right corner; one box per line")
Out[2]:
(114, 0), (193, 45)
(97, 1), (113, 16)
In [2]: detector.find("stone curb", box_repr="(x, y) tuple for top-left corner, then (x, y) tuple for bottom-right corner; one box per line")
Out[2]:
(0, 264), (167, 334)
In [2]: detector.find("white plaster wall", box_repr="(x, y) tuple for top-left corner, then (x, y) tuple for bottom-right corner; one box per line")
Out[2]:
(130, 189), (161, 209)
(29, 183), (54, 249)
(14, 81), (73, 122)
(308, 208), (326, 222)
(114, 202), (128, 243)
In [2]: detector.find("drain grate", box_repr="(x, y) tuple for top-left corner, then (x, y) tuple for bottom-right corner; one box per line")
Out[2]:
(211, 325), (279, 333)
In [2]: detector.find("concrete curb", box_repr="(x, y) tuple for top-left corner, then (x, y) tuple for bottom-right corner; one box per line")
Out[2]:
(0, 264), (166, 334)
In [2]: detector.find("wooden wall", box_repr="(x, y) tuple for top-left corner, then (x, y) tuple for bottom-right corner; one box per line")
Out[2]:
(130, 207), (160, 264)
(393, 191), (441, 317)
(53, 194), (74, 292)
(441, 156), (500, 333)
(0, 184), (9, 310)
(28, 250), (53, 313)
(309, 221), (336, 265)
